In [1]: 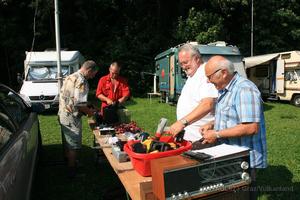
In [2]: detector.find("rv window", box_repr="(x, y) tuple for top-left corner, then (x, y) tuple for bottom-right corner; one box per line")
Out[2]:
(281, 53), (291, 60)
(285, 71), (297, 81)
(255, 67), (268, 77)
(295, 69), (300, 78)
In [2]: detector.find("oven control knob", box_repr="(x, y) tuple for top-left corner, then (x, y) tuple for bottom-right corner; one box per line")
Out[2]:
(241, 172), (250, 181)
(241, 161), (249, 170)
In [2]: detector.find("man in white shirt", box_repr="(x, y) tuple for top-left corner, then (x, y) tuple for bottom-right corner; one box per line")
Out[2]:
(169, 43), (218, 143)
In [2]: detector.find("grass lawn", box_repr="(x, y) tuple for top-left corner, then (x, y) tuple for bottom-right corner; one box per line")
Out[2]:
(31, 98), (300, 200)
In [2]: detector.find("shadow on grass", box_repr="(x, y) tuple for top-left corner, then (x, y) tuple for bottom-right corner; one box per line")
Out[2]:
(124, 98), (137, 106)
(31, 144), (127, 200)
(39, 109), (58, 116)
(263, 103), (274, 112)
(257, 165), (300, 200)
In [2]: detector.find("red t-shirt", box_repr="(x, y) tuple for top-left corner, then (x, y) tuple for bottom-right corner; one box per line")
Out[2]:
(96, 74), (130, 111)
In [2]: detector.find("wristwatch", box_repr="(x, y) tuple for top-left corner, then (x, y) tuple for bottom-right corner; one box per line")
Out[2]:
(215, 131), (221, 139)
(179, 118), (189, 127)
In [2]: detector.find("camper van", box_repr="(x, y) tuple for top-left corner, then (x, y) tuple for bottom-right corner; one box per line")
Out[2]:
(244, 51), (300, 107)
(19, 50), (85, 110)
(155, 41), (246, 102)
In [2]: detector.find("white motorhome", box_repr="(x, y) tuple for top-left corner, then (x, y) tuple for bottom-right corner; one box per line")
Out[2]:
(19, 50), (85, 110)
(244, 51), (300, 106)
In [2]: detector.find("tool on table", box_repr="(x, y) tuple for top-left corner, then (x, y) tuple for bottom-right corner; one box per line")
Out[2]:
(174, 130), (185, 143)
(183, 150), (212, 161)
(154, 118), (168, 140)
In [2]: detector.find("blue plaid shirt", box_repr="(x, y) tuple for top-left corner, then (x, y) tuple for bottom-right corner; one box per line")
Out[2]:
(215, 73), (267, 168)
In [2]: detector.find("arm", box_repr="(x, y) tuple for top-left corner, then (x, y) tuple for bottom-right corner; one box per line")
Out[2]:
(201, 122), (259, 144)
(97, 94), (114, 105)
(117, 95), (129, 104)
(170, 97), (215, 136)
(96, 77), (114, 105)
(202, 85), (262, 143)
(77, 106), (97, 117)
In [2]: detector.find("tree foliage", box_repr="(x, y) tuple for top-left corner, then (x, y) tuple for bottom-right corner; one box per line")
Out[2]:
(1, 0), (300, 93)
(176, 7), (224, 44)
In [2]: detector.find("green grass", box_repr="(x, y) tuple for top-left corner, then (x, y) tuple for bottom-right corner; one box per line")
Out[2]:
(31, 98), (300, 200)
(258, 102), (300, 200)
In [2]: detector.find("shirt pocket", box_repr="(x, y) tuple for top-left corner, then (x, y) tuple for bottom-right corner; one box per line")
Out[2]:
(103, 84), (110, 95)
(219, 103), (233, 121)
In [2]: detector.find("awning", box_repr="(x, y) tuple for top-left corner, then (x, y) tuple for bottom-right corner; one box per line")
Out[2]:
(244, 53), (280, 69)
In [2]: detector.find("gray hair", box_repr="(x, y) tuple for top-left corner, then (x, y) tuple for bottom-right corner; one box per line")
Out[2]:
(178, 43), (202, 60)
(218, 58), (235, 75)
(81, 60), (99, 71)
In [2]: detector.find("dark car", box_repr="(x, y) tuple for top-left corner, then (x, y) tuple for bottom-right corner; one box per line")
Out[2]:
(0, 83), (42, 200)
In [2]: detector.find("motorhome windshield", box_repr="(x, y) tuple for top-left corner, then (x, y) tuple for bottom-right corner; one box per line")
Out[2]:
(26, 65), (71, 81)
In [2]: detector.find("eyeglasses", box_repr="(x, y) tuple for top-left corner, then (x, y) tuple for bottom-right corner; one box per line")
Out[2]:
(207, 69), (222, 80)
(179, 55), (196, 67)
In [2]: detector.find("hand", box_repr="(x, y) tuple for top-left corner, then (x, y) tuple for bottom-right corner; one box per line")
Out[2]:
(201, 130), (217, 144)
(106, 98), (114, 105)
(112, 100), (119, 106)
(169, 121), (185, 137)
(86, 108), (97, 117)
(200, 123), (214, 133)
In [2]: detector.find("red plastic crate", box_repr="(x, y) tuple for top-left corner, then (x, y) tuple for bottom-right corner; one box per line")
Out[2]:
(124, 137), (192, 177)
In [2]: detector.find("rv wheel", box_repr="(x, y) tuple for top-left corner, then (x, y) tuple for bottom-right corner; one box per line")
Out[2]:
(292, 95), (300, 107)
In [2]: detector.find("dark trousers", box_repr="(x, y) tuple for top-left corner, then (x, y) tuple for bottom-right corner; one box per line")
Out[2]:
(250, 168), (257, 200)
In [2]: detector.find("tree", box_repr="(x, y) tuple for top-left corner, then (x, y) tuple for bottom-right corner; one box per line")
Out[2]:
(254, 0), (300, 54)
(175, 7), (224, 44)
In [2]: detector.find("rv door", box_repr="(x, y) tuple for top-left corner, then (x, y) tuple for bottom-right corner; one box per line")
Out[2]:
(276, 60), (285, 93)
(169, 55), (175, 99)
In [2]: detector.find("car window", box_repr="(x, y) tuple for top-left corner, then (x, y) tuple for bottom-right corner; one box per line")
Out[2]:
(0, 86), (29, 128)
(0, 125), (12, 150)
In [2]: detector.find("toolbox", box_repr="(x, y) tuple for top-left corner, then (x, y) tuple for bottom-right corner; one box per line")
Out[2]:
(111, 145), (129, 162)
(124, 136), (192, 177)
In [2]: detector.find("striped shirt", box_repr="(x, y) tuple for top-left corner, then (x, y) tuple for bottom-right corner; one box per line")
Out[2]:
(215, 73), (267, 168)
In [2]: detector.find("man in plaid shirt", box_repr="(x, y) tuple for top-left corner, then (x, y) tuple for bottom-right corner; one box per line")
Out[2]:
(201, 55), (267, 199)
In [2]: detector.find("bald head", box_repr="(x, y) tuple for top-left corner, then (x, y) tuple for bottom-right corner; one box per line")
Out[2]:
(109, 62), (121, 79)
(206, 56), (235, 75)
(205, 56), (235, 90)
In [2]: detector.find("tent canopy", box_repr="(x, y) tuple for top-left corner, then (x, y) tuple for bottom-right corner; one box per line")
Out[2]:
(244, 53), (279, 69)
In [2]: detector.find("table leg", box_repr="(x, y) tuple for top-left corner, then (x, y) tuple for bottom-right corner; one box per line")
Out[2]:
(126, 191), (131, 200)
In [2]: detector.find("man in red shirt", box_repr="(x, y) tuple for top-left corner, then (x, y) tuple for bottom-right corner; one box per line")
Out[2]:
(96, 62), (130, 115)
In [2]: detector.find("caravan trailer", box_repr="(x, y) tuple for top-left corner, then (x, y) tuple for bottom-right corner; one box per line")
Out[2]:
(155, 41), (246, 102)
(245, 51), (300, 106)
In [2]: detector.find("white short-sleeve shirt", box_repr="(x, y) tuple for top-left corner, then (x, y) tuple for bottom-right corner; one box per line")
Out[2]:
(177, 63), (218, 142)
